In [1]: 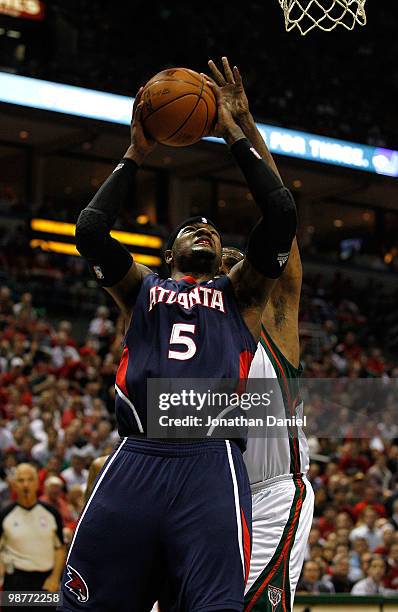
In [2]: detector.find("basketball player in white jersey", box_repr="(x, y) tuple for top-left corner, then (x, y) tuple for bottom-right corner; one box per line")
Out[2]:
(210, 57), (314, 611)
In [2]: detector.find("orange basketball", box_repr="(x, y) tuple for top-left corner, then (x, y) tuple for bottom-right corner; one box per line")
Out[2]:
(141, 68), (216, 147)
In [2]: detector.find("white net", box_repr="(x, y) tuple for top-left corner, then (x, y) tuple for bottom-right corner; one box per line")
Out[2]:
(278, 0), (367, 35)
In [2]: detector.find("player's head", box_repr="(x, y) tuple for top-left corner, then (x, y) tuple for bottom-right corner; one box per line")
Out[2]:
(165, 216), (222, 276)
(220, 246), (244, 275)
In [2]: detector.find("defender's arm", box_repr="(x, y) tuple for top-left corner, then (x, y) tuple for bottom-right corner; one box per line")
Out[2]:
(238, 114), (302, 366)
(227, 137), (297, 340)
(208, 57), (302, 363)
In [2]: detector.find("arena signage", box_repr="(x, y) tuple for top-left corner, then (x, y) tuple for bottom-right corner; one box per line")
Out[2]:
(0, 71), (397, 178)
(0, 0), (45, 20)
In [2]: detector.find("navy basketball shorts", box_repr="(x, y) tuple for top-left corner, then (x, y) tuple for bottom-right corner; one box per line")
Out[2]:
(60, 437), (252, 612)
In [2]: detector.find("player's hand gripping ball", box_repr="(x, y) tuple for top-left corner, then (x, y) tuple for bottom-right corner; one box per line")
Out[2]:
(141, 68), (216, 147)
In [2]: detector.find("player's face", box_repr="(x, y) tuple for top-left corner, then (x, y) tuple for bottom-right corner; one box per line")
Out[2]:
(220, 247), (244, 275)
(171, 223), (222, 272)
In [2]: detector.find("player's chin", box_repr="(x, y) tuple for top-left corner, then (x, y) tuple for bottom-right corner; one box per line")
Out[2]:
(191, 244), (216, 259)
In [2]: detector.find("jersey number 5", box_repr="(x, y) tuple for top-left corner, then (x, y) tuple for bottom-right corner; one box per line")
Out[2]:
(168, 323), (197, 360)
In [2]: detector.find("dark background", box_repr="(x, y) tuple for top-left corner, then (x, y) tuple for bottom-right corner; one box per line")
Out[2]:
(0, 1), (395, 147)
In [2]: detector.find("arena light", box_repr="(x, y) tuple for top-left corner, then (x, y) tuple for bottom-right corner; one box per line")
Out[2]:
(1, 72), (397, 177)
(112, 229), (162, 249)
(30, 239), (77, 255)
(0, 0), (45, 20)
(30, 239), (162, 266)
(31, 218), (163, 249)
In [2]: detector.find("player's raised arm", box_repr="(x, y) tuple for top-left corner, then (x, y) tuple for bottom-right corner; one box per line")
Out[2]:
(75, 90), (156, 323)
(208, 57), (302, 365)
(206, 77), (297, 340)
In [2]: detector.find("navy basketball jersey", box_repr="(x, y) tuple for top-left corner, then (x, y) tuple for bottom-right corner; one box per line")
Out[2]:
(115, 273), (257, 438)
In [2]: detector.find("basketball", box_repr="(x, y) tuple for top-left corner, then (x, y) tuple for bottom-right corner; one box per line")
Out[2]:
(141, 68), (216, 147)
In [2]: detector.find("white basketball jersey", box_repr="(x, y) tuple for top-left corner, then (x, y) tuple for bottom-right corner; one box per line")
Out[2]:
(244, 326), (310, 486)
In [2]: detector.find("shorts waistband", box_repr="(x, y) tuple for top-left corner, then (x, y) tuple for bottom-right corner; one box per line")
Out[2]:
(250, 472), (307, 492)
(117, 436), (242, 457)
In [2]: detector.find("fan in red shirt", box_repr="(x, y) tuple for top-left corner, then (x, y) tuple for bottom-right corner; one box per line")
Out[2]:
(339, 441), (371, 475)
(353, 486), (387, 520)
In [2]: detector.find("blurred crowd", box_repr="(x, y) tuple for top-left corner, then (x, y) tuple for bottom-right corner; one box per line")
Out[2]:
(0, 2), (395, 148)
(0, 288), (121, 542)
(1, 261), (398, 595)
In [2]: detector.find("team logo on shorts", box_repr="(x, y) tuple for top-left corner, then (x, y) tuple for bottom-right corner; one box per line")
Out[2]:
(267, 585), (283, 611)
(65, 564), (89, 602)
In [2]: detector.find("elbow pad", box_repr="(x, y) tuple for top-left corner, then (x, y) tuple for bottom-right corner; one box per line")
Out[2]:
(246, 188), (297, 278)
(75, 208), (133, 287)
(75, 208), (110, 257)
(74, 156), (139, 286)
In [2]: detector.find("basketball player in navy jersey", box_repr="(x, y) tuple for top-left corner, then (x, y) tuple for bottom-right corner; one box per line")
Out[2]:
(210, 58), (314, 612)
(59, 70), (297, 612)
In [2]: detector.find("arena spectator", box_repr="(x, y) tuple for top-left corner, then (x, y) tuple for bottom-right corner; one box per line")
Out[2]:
(31, 428), (59, 466)
(346, 473), (366, 506)
(321, 553), (354, 593)
(384, 542), (398, 591)
(61, 452), (88, 491)
(88, 305), (114, 339)
(390, 499), (398, 530)
(66, 484), (84, 523)
(0, 464), (65, 602)
(0, 415), (14, 451)
(0, 286), (13, 316)
(318, 506), (338, 538)
(353, 485), (388, 519)
(361, 550), (375, 571)
(350, 506), (384, 551)
(339, 441), (371, 475)
(368, 451), (394, 490)
(351, 556), (387, 594)
(349, 536), (369, 582)
(51, 331), (80, 369)
(13, 292), (36, 320)
(39, 476), (75, 528)
(297, 560), (332, 594)
(374, 524), (395, 556)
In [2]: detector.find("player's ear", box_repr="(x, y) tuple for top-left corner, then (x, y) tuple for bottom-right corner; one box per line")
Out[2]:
(164, 249), (173, 265)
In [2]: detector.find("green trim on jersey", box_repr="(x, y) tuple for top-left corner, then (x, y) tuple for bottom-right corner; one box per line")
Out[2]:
(261, 325), (302, 379)
(244, 476), (307, 611)
(259, 325), (302, 475)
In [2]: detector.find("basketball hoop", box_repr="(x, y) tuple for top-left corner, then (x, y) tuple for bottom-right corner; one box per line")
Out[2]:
(278, 0), (367, 35)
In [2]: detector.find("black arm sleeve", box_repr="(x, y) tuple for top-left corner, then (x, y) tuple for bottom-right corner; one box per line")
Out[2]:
(230, 138), (297, 278)
(75, 158), (138, 287)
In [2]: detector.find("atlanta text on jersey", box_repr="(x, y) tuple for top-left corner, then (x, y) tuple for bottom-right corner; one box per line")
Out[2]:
(149, 285), (225, 312)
